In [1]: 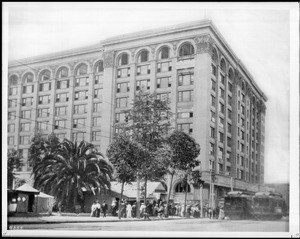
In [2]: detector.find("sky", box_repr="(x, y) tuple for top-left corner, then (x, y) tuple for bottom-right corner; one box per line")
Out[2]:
(3, 2), (299, 184)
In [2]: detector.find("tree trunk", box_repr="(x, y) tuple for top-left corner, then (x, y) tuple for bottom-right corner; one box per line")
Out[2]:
(118, 181), (124, 219)
(144, 176), (147, 205)
(200, 184), (203, 218)
(136, 174), (140, 219)
(184, 176), (188, 217)
(166, 173), (174, 217)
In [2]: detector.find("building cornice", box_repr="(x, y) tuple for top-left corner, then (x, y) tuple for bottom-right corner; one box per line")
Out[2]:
(8, 43), (104, 68)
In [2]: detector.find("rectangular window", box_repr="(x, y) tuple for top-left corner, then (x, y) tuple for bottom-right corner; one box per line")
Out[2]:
(227, 137), (232, 147)
(9, 87), (18, 95)
(115, 113), (127, 123)
(8, 136), (14, 145)
(227, 123), (232, 134)
(75, 77), (89, 87)
(39, 95), (50, 104)
(157, 77), (171, 88)
(228, 82), (233, 92)
(37, 121), (48, 130)
(56, 93), (69, 102)
(211, 64), (217, 76)
(219, 132), (224, 143)
(55, 106), (67, 116)
(117, 82), (130, 93)
(8, 124), (15, 133)
(178, 90), (193, 102)
(57, 79), (69, 89)
(137, 65), (150, 75)
(177, 123), (193, 134)
(94, 89), (102, 99)
(228, 109), (232, 120)
(55, 120), (66, 129)
(22, 97), (33, 106)
(19, 135), (30, 145)
(116, 97), (128, 108)
(93, 117), (101, 126)
(93, 102), (102, 113)
(177, 112), (193, 119)
(38, 108), (49, 118)
(39, 82), (51, 92)
(241, 105), (245, 115)
(21, 110), (31, 119)
(228, 95), (232, 106)
(73, 118), (86, 128)
(74, 104), (87, 114)
(211, 79), (216, 91)
(8, 111), (16, 120)
(20, 123), (31, 132)
(219, 102), (225, 114)
(95, 75), (101, 84)
(157, 62), (172, 73)
(22, 85), (34, 94)
(157, 93), (170, 101)
(210, 127), (215, 138)
(220, 88), (225, 100)
(178, 74), (194, 86)
(210, 143), (215, 155)
(73, 132), (86, 142)
(92, 131), (101, 141)
(211, 95), (216, 107)
(8, 100), (17, 108)
(75, 91), (88, 101)
(220, 74), (225, 85)
(136, 79), (150, 91)
(218, 147), (224, 158)
(219, 117), (224, 128)
(211, 110), (216, 122)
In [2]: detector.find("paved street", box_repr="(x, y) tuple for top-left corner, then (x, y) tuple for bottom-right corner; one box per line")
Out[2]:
(8, 218), (289, 232)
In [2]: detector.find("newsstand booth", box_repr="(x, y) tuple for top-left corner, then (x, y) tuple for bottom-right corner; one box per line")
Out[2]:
(14, 184), (40, 213)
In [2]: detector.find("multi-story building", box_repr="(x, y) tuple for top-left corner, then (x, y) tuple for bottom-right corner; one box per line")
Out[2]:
(7, 19), (267, 206)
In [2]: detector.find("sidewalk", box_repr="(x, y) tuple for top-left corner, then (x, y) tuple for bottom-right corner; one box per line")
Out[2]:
(8, 213), (202, 224)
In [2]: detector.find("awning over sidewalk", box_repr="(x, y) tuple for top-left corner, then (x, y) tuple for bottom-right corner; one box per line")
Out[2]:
(110, 181), (167, 201)
(15, 183), (40, 195)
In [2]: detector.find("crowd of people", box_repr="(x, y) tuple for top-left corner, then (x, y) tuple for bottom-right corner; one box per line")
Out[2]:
(90, 199), (225, 220)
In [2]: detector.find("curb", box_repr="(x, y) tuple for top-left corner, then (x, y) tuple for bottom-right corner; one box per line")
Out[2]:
(8, 216), (193, 225)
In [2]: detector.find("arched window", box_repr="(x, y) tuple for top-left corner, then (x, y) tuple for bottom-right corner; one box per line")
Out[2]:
(138, 50), (149, 63)
(179, 43), (194, 57)
(119, 53), (129, 66)
(158, 46), (170, 60)
(57, 67), (69, 78)
(95, 61), (104, 73)
(220, 58), (226, 72)
(175, 182), (191, 193)
(9, 75), (18, 86)
(76, 64), (88, 76)
(39, 70), (51, 81)
(23, 72), (34, 84)
(228, 68), (234, 80)
(212, 48), (218, 63)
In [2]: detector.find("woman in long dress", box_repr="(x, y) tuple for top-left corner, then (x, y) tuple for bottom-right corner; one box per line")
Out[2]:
(126, 203), (132, 218)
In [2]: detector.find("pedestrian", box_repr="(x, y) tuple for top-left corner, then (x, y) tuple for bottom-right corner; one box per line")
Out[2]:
(181, 204), (185, 217)
(95, 200), (101, 218)
(140, 202), (146, 218)
(218, 206), (225, 220)
(144, 202), (151, 220)
(126, 202), (132, 218)
(157, 203), (164, 219)
(132, 203), (136, 218)
(58, 201), (63, 216)
(186, 205), (191, 218)
(101, 200), (108, 217)
(90, 201), (97, 217)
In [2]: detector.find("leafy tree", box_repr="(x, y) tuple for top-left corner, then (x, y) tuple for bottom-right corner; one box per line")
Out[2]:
(117, 90), (173, 217)
(7, 149), (24, 189)
(32, 139), (113, 212)
(28, 132), (60, 168)
(167, 130), (201, 216)
(107, 135), (148, 219)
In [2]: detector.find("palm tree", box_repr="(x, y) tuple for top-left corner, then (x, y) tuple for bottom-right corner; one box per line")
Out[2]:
(32, 139), (113, 212)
